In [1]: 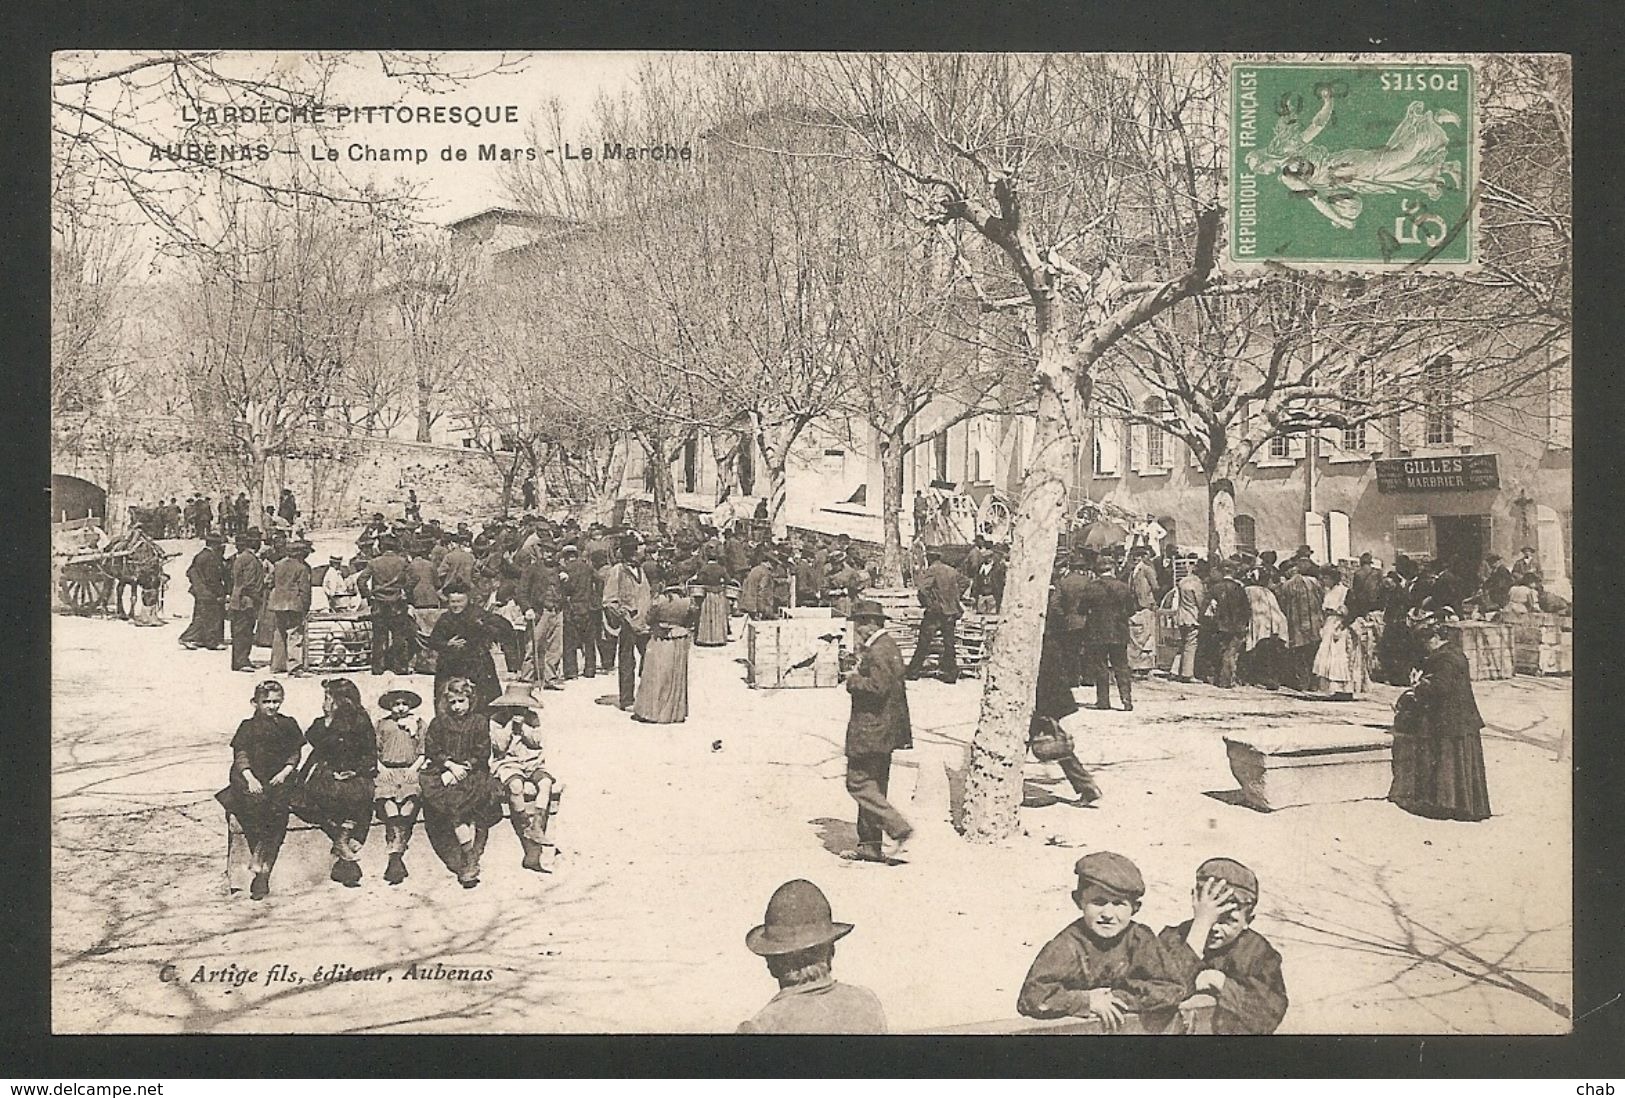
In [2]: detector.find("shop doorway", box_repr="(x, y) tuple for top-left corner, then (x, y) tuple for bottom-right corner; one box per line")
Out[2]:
(1433, 513), (1491, 575)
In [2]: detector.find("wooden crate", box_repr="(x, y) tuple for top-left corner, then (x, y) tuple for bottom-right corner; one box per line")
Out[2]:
(306, 613), (372, 671)
(863, 589), (994, 675)
(1446, 621), (1515, 681)
(746, 619), (847, 689)
(1223, 727), (1394, 811)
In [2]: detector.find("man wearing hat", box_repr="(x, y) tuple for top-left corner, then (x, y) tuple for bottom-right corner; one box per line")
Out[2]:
(842, 599), (914, 863)
(601, 538), (652, 709)
(357, 534), (412, 676)
(738, 879), (887, 1033)
(904, 547), (969, 683)
(179, 532), (228, 650)
(266, 540), (313, 674)
(560, 543), (601, 679)
(1152, 857), (1288, 1034)
(226, 533), (266, 672)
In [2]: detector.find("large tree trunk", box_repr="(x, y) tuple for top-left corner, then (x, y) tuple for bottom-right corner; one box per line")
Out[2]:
(1207, 474), (1237, 558)
(755, 418), (798, 539)
(415, 379), (434, 443)
(960, 299), (1076, 842)
(587, 436), (629, 527)
(644, 437), (681, 533)
(877, 427), (908, 587)
(710, 430), (743, 504)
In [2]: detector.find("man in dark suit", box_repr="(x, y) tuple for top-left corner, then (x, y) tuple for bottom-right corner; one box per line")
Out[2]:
(266, 540), (313, 674)
(844, 600), (913, 864)
(226, 533), (266, 672)
(1054, 553), (1093, 688)
(1207, 560), (1252, 689)
(358, 534), (412, 676)
(905, 548), (968, 683)
(560, 543), (601, 679)
(1076, 551), (1136, 711)
(180, 533), (228, 649)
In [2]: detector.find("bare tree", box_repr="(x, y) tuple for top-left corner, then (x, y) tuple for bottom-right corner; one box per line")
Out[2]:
(829, 214), (1021, 584)
(782, 53), (1226, 840)
(180, 185), (384, 514)
(1092, 55), (1571, 557)
(375, 231), (479, 442)
(51, 51), (525, 251)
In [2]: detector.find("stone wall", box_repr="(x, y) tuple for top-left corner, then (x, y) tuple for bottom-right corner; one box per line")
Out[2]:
(52, 419), (502, 532)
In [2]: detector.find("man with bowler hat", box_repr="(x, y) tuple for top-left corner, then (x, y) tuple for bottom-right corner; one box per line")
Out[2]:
(180, 532), (228, 650)
(226, 532), (266, 672)
(738, 879), (887, 1033)
(842, 599), (914, 863)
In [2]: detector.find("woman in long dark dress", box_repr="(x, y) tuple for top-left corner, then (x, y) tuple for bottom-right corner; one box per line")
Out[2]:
(693, 550), (730, 647)
(296, 678), (378, 886)
(418, 676), (503, 887)
(632, 585), (695, 723)
(216, 680), (305, 900)
(1389, 617), (1492, 821)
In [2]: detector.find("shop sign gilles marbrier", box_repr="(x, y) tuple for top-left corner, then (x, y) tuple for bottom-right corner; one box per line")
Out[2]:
(1375, 453), (1499, 493)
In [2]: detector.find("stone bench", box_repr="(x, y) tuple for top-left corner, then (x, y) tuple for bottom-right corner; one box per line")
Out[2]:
(1222, 726), (1393, 812)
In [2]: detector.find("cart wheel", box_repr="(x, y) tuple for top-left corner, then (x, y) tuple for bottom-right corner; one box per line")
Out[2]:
(62, 575), (112, 613)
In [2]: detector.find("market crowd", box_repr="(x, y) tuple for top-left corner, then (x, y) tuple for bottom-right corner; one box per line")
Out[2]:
(145, 491), (1566, 1033)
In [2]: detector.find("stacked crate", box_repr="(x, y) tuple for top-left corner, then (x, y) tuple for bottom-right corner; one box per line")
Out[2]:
(1445, 621), (1515, 681)
(1512, 613), (1573, 675)
(864, 588), (997, 676)
(305, 612), (372, 671)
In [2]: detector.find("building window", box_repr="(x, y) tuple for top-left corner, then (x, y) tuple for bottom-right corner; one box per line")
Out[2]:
(1340, 365), (1372, 451)
(682, 436), (699, 494)
(1395, 514), (1435, 560)
(1425, 354), (1456, 446)
(1092, 414), (1122, 476)
(1234, 514), (1257, 554)
(1268, 435), (1290, 460)
(1144, 397), (1167, 469)
(933, 431), (950, 484)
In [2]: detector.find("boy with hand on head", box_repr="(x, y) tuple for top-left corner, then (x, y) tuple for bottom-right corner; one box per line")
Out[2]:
(1016, 852), (1185, 1032)
(1152, 857), (1288, 1034)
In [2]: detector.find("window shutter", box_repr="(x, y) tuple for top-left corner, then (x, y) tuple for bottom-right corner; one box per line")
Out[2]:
(1128, 422), (1146, 472)
(1092, 417), (1121, 476)
(1455, 400), (1475, 449)
(1548, 372), (1572, 449)
(1288, 434), (1307, 459)
(1397, 408), (1424, 453)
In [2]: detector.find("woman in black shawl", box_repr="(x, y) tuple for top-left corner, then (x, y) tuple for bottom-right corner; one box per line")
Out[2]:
(1389, 615), (1492, 821)
(295, 678), (378, 886)
(426, 583), (505, 715)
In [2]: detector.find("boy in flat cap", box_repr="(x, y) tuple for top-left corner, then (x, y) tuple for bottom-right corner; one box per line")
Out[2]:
(1152, 857), (1288, 1034)
(1017, 851), (1185, 1031)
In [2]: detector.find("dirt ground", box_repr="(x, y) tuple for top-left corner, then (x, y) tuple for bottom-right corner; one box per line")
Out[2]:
(50, 531), (1573, 1034)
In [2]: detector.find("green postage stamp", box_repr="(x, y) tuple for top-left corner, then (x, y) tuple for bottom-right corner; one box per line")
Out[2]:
(1229, 59), (1477, 270)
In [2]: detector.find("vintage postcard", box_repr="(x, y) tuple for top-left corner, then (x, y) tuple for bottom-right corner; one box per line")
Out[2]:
(50, 51), (1572, 1036)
